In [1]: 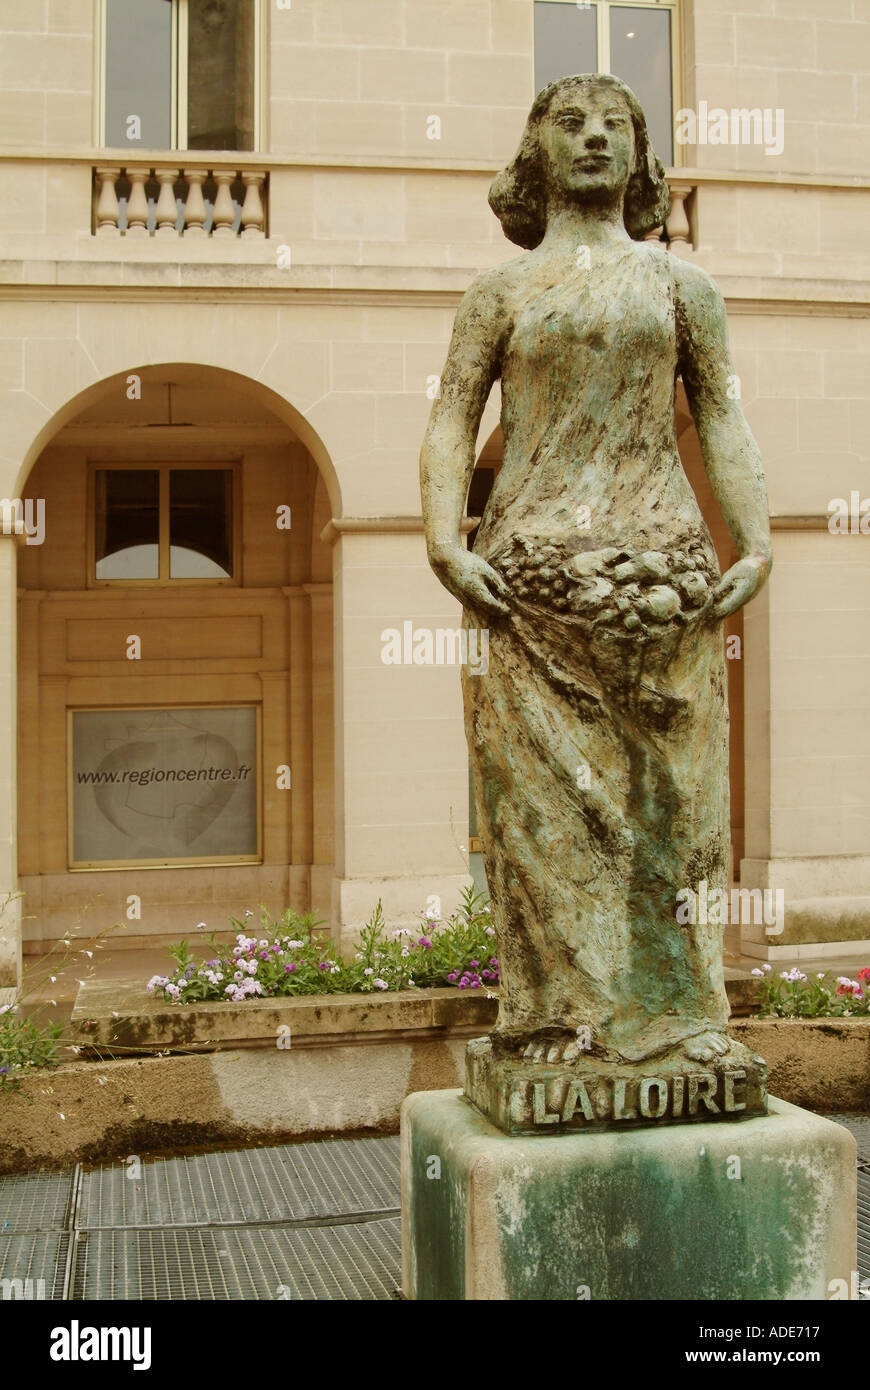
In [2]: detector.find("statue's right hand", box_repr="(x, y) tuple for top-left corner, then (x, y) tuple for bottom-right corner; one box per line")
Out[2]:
(429, 546), (511, 617)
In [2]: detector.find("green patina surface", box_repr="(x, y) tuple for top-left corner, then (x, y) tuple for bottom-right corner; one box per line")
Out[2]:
(402, 1091), (856, 1301)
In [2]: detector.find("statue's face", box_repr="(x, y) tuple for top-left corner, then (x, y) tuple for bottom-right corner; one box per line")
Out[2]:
(539, 85), (636, 204)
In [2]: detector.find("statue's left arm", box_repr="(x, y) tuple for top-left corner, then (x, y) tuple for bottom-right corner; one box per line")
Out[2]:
(673, 259), (773, 619)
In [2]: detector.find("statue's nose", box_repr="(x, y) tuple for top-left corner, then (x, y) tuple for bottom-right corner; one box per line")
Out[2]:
(584, 131), (608, 150)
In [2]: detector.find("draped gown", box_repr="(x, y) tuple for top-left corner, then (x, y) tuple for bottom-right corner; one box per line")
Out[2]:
(462, 240), (732, 1064)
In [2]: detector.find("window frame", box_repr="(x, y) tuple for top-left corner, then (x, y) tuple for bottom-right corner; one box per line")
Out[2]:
(87, 459), (242, 588)
(534, 0), (682, 168)
(96, 0), (267, 152)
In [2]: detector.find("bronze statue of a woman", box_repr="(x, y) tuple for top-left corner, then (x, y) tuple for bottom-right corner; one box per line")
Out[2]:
(421, 75), (772, 1093)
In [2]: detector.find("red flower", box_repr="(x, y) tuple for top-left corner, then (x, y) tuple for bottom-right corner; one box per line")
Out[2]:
(857, 967), (870, 982)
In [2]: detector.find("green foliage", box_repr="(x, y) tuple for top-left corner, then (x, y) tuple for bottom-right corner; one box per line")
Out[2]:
(0, 1006), (63, 1090)
(147, 888), (500, 1004)
(753, 964), (870, 1018)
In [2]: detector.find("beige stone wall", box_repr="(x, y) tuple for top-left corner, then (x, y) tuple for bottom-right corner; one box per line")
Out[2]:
(0, 1), (868, 970)
(686, 0), (870, 177)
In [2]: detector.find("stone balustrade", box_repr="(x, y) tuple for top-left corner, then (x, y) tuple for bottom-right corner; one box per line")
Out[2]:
(93, 164), (268, 238)
(81, 162), (696, 246)
(647, 178), (695, 247)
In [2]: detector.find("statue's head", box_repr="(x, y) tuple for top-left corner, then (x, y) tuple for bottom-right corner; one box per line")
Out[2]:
(489, 74), (670, 248)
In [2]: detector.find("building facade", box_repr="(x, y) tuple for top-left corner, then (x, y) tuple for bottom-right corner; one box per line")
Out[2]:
(0, 0), (868, 985)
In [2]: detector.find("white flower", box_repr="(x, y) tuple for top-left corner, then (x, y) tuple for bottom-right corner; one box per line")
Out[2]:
(196, 921), (207, 930)
(363, 967), (374, 977)
(244, 910), (254, 918)
(484, 927), (496, 937)
(286, 940), (304, 949)
(401, 948), (410, 958)
(373, 978), (389, 990)
(751, 968), (764, 977)
(817, 973), (826, 980)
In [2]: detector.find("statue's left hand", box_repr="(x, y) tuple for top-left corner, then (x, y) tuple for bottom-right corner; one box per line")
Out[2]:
(710, 553), (771, 619)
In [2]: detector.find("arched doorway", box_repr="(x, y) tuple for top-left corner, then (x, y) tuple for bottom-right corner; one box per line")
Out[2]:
(16, 364), (336, 956)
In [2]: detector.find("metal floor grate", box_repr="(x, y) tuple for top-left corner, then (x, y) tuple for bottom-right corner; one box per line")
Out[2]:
(1, 1123), (867, 1299)
(70, 1218), (401, 1301)
(77, 1135), (400, 1230)
(0, 1170), (75, 1232)
(858, 1170), (870, 1283)
(0, 1232), (69, 1298)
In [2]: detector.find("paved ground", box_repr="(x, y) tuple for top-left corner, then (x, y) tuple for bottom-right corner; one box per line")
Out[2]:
(0, 1119), (867, 1300)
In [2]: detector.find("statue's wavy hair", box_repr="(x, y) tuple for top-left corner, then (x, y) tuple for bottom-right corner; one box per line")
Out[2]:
(489, 74), (670, 248)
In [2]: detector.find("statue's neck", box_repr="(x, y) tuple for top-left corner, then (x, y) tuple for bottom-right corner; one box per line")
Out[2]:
(538, 203), (631, 252)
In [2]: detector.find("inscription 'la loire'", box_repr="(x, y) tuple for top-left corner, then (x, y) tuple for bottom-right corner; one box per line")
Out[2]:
(519, 1069), (748, 1126)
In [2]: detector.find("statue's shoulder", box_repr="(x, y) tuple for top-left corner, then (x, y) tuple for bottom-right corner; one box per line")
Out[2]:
(460, 255), (530, 310)
(668, 256), (725, 316)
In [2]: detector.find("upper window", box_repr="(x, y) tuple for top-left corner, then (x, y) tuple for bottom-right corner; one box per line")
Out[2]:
(92, 465), (237, 584)
(103, 0), (258, 151)
(534, 1), (677, 166)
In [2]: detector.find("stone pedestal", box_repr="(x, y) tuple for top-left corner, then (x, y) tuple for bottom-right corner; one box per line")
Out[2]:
(401, 1089), (857, 1301)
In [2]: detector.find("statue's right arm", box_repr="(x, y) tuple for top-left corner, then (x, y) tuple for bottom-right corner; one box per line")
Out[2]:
(420, 271), (513, 616)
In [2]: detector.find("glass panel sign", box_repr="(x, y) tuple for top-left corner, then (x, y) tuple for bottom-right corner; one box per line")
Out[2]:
(71, 706), (258, 866)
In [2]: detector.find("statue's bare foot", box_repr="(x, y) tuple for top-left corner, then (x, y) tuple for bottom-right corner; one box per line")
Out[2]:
(682, 1031), (731, 1063)
(521, 1033), (584, 1064)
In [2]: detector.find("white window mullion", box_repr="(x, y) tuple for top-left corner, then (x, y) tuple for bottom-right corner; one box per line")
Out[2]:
(598, 1), (611, 75)
(174, 0), (188, 151)
(254, 0), (264, 153)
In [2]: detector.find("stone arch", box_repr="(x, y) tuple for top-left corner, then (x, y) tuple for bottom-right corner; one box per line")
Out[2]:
(13, 362), (342, 518)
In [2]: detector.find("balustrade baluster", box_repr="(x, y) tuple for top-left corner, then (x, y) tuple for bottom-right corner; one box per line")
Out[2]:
(212, 170), (237, 237)
(94, 167), (121, 235)
(240, 171), (266, 237)
(125, 167), (150, 236)
(155, 168), (180, 236)
(182, 169), (207, 237)
(665, 183), (693, 246)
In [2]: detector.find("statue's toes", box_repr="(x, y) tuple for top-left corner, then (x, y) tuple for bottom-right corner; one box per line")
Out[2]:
(562, 1040), (581, 1063)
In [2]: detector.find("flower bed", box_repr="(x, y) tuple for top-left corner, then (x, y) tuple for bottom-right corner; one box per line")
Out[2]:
(146, 889), (500, 1005)
(751, 963), (870, 1017)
